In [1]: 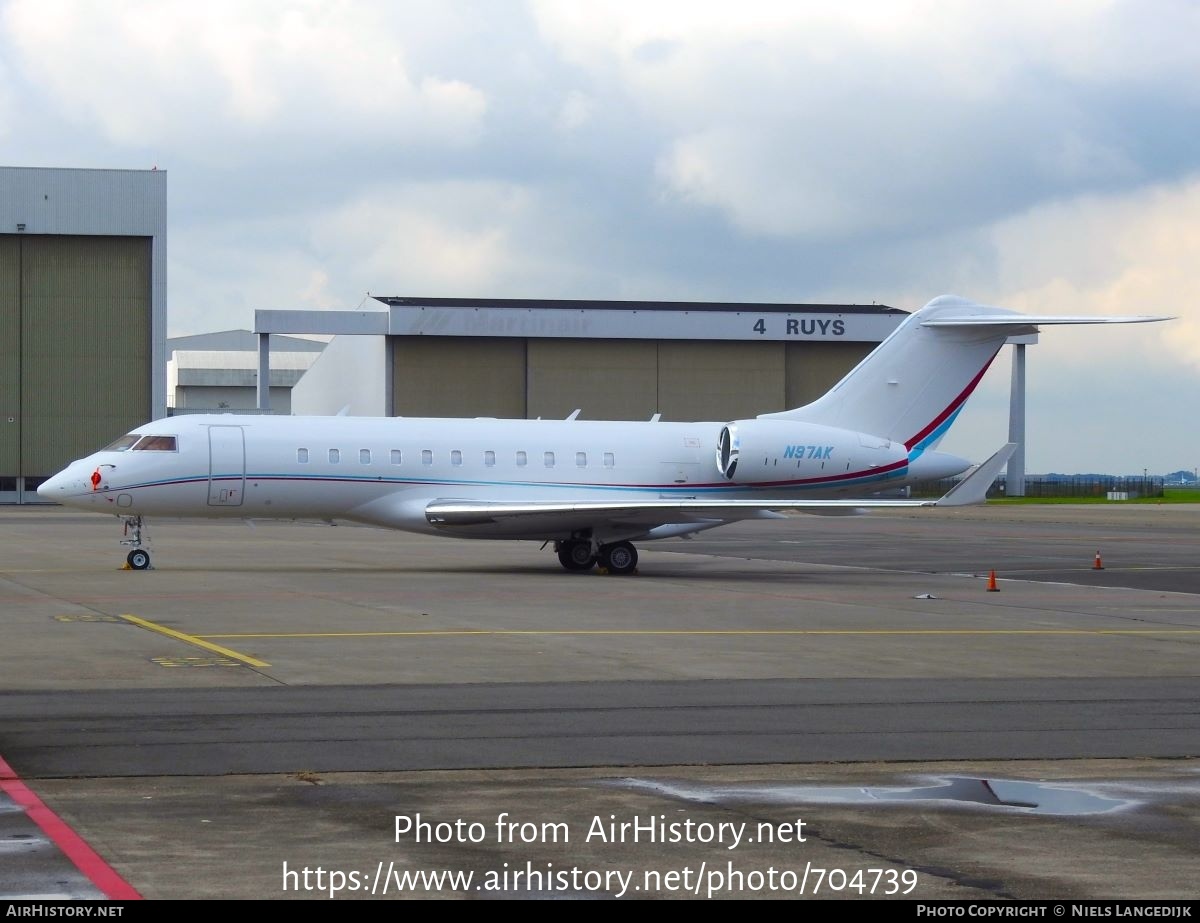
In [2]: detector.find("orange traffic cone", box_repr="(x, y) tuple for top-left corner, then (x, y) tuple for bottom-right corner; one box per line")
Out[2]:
(1093, 551), (1104, 570)
(986, 570), (999, 592)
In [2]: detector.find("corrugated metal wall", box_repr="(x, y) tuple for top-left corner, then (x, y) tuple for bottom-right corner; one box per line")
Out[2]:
(527, 340), (658, 421)
(389, 335), (866, 424)
(784, 342), (873, 409)
(0, 234), (151, 479)
(392, 337), (527, 418)
(658, 341), (786, 421)
(0, 237), (19, 475)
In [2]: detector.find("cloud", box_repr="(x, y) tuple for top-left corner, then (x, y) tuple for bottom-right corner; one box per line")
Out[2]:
(311, 181), (539, 297)
(0, 50), (13, 143)
(168, 178), (587, 335)
(987, 176), (1200, 371)
(534, 2), (1200, 240)
(914, 175), (1200, 473)
(2, 0), (486, 161)
(556, 91), (595, 133)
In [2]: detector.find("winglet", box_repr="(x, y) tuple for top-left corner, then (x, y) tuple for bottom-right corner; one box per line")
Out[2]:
(935, 443), (1017, 507)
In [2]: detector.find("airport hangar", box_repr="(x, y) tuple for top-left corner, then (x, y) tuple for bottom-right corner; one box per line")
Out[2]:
(0, 165), (166, 504)
(263, 297), (904, 423)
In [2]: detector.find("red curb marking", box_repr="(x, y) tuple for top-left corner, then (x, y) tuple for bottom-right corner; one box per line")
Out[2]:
(0, 753), (142, 900)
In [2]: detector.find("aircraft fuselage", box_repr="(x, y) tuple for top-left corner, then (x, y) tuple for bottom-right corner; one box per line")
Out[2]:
(39, 413), (965, 539)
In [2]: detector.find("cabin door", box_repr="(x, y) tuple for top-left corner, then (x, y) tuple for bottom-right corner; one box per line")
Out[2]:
(208, 425), (245, 507)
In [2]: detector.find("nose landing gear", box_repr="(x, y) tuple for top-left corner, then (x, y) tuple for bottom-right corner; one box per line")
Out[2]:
(121, 516), (152, 570)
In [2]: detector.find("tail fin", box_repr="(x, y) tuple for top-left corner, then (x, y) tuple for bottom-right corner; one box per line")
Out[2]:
(761, 295), (1168, 457)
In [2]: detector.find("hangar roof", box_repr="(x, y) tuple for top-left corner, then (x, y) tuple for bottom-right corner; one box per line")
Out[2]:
(372, 296), (906, 315)
(256, 297), (909, 343)
(168, 329), (326, 353)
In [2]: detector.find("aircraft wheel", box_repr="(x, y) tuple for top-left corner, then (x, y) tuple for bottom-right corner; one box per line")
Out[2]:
(557, 540), (596, 571)
(126, 549), (151, 570)
(599, 541), (638, 575)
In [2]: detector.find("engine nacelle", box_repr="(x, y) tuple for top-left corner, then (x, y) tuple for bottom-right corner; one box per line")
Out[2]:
(715, 419), (908, 485)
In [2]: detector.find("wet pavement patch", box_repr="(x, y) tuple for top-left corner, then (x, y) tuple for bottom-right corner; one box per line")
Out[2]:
(612, 775), (1139, 816)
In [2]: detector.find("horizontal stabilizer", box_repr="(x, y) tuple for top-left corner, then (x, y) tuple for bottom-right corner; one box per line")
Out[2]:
(760, 296), (1170, 448)
(935, 443), (1017, 507)
(922, 315), (1171, 327)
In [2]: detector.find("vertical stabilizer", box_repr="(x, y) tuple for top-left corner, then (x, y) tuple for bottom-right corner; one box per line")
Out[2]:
(760, 296), (1026, 455)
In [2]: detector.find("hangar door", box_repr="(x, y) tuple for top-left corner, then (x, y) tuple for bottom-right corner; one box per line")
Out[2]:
(0, 234), (152, 501)
(391, 337), (526, 418)
(0, 238), (17, 501)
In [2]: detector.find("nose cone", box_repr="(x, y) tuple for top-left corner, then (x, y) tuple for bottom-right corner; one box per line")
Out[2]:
(37, 464), (87, 505)
(37, 469), (69, 500)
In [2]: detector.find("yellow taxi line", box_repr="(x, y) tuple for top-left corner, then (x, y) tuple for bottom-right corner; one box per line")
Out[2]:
(122, 614), (271, 667)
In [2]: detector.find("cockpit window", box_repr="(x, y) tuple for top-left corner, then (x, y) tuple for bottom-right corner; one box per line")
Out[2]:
(102, 434), (140, 452)
(132, 435), (178, 451)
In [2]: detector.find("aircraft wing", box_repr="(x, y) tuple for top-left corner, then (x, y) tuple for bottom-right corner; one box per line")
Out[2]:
(426, 496), (933, 529)
(425, 444), (1016, 533)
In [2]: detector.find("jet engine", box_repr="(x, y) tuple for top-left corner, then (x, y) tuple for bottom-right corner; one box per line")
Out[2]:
(715, 419), (908, 484)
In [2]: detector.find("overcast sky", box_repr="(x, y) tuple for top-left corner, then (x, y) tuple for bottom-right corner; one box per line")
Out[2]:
(2, 1), (1197, 473)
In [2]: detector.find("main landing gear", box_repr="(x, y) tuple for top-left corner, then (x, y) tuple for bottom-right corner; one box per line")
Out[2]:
(120, 515), (152, 570)
(554, 539), (639, 576)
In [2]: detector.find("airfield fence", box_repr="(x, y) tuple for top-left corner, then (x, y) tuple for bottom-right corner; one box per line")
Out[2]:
(910, 475), (1165, 500)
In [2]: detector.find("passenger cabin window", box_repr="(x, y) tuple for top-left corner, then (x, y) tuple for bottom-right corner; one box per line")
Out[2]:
(329, 448), (340, 464)
(297, 448), (309, 463)
(360, 449), (371, 465)
(544, 451), (555, 467)
(603, 452), (615, 468)
(451, 450), (462, 466)
(576, 451), (586, 467)
(390, 449), (402, 465)
(102, 434), (139, 452)
(484, 450), (496, 467)
(516, 451), (527, 467)
(422, 449), (433, 466)
(133, 435), (177, 451)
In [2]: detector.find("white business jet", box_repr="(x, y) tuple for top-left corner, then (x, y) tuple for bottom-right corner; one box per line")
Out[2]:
(38, 296), (1166, 574)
